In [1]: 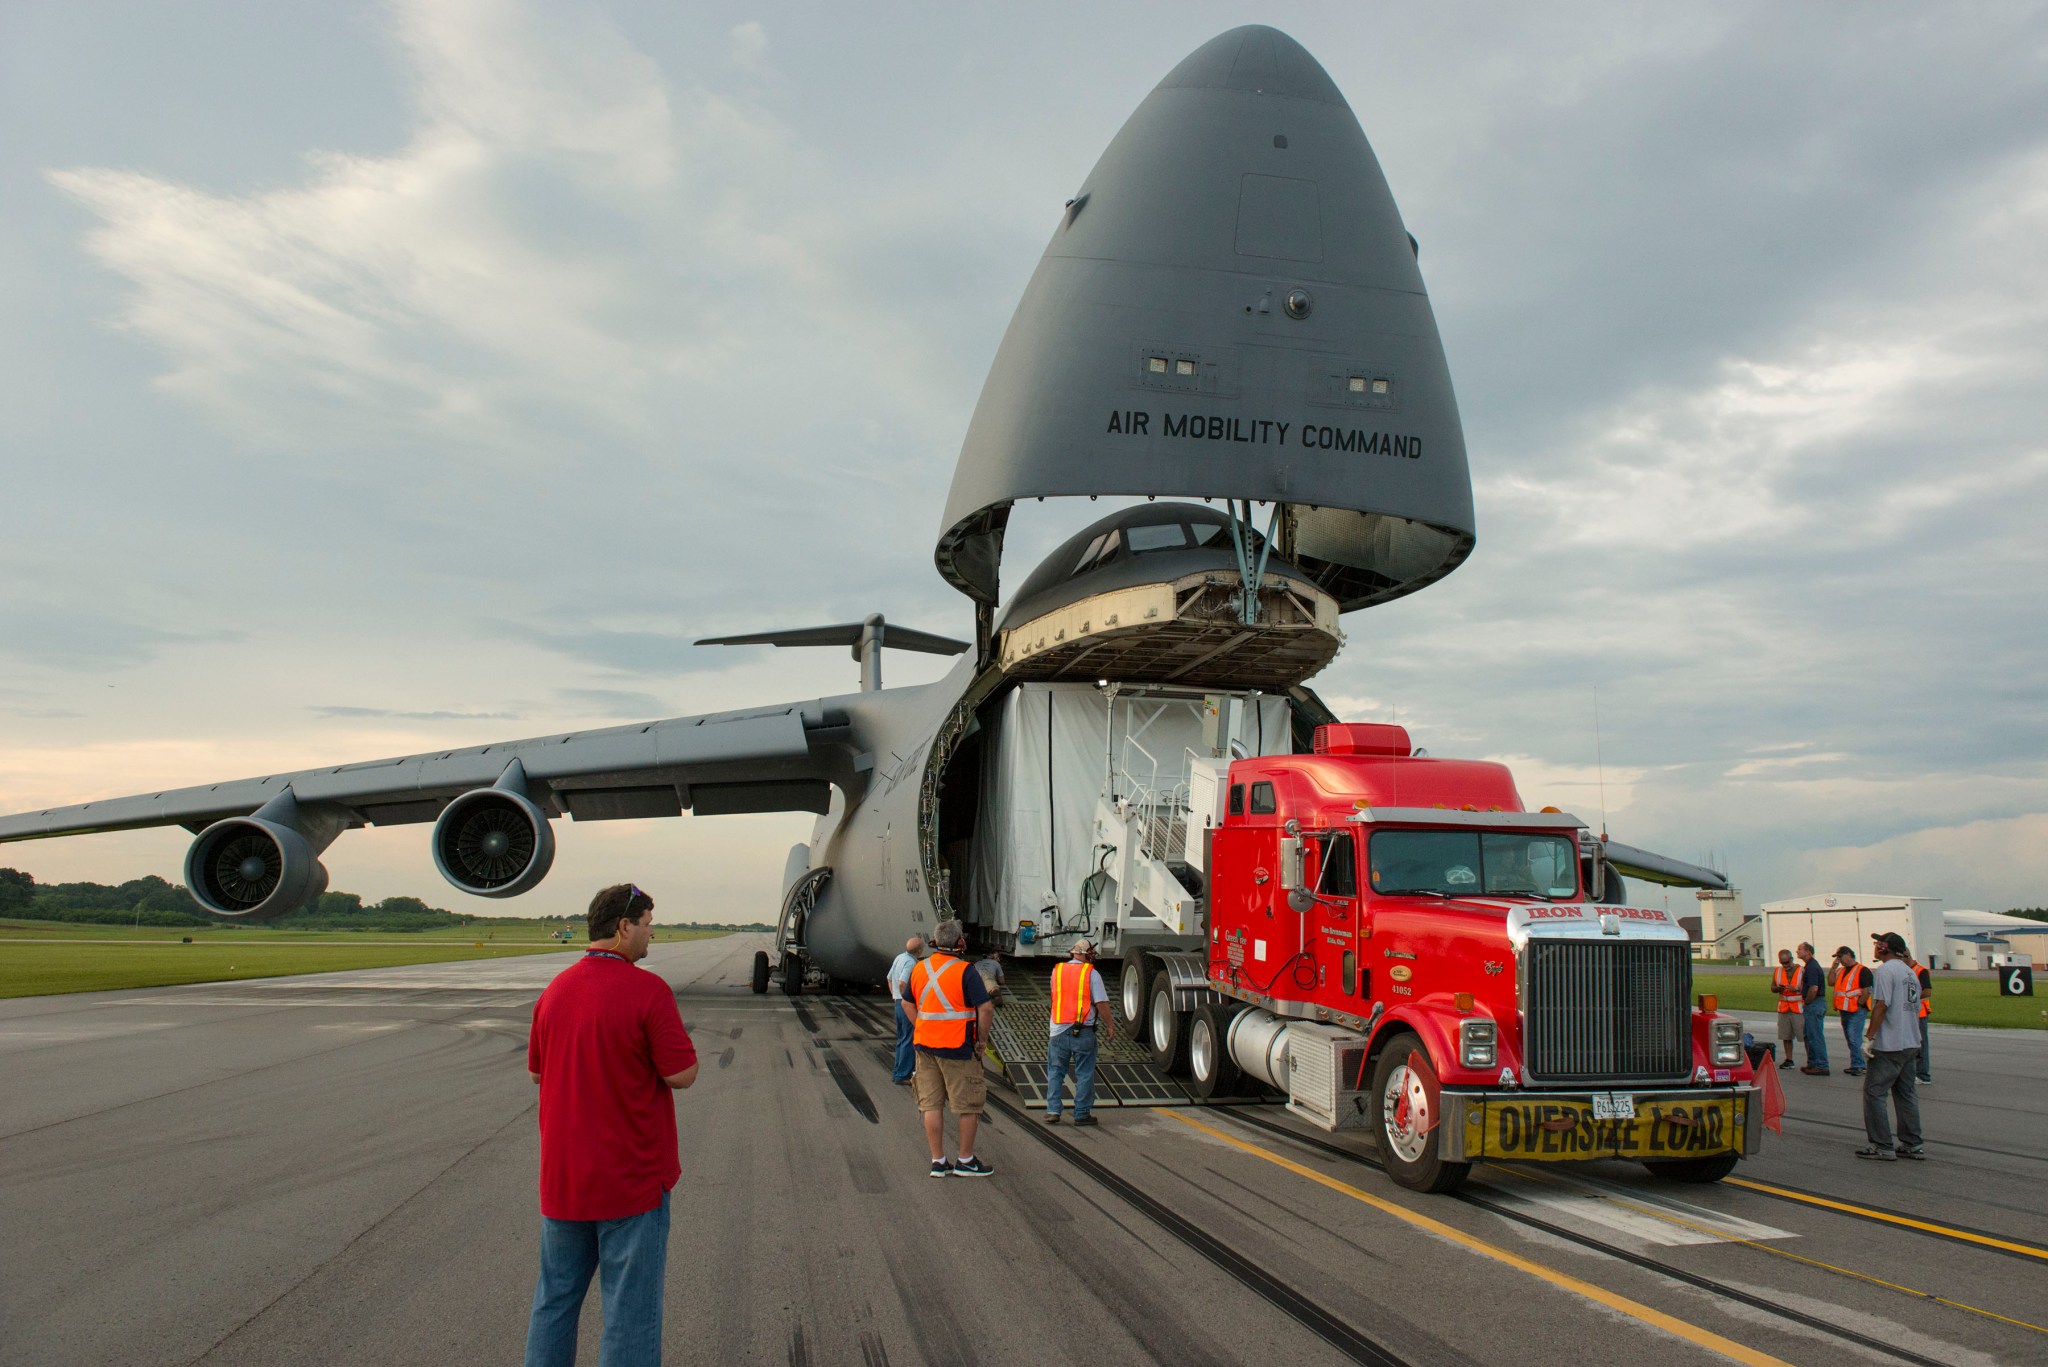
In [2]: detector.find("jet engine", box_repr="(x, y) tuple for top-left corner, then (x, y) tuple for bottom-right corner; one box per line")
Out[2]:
(185, 815), (330, 919)
(432, 782), (555, 898)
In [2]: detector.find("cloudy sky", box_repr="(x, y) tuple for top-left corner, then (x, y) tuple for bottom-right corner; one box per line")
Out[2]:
(3, 1), (2045, 923)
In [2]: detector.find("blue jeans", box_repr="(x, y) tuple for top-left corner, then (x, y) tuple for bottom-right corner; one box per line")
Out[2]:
(1045, 1026), (1099, 1118)
(525, 1189), (670, 1367)
(1838, 1010), (1867, 1069)
(1917, 1016), (1931, 1080)
(1802, 1002), (1829, 1068)
(892, 1001), (915, 1082)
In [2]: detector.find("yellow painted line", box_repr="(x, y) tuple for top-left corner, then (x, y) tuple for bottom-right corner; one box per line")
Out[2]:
(1726, 1177), (2048, 1262)
(1161, 1110), (1791, 1367)
(1491, 1166), (2048, 1337)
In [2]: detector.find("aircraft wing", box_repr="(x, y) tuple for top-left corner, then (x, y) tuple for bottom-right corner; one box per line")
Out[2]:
(0, 700), (863, 844)
(1599, 838), (1729, 891)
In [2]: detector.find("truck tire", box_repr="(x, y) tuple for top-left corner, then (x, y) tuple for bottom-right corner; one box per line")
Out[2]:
(750, 950), (771, 995)
(1643, 1153), (1739, 1184)
(1189, 1004), (1242, 1099)
(1370, 1038), (1470, 1194)
(779, 951), (804, 997)
(1148, 974), (1189, 1074)
(1121, 956), (1154, 1037)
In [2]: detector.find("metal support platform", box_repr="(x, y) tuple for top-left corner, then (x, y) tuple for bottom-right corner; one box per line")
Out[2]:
(982, 962), (1191, 1108)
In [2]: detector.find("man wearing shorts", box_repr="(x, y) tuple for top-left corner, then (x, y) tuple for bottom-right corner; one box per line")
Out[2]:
(902, 919), (995, 1178)
(1769, 948), (1802, 1066)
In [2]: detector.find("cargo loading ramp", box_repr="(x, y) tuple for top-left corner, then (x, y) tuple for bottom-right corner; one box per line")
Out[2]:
(983, 967), (1191, 1108)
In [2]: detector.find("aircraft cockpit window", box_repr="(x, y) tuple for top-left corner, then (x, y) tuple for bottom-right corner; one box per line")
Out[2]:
(1187, 523), (1227, 546)
(1071, 533), (1108, 575)
(1127, 524), (1188, 553)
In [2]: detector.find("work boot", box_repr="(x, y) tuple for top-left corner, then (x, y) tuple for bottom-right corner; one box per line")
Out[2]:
(1043, 1112), (1061, 1124)
(1800, 1066), (1829, 1075)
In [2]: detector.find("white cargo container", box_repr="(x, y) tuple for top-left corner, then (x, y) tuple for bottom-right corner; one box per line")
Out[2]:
(1760, 893), (1946, 967)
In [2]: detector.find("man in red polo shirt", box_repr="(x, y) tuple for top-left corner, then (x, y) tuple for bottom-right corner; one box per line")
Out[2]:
(525, 884), (698, 1367)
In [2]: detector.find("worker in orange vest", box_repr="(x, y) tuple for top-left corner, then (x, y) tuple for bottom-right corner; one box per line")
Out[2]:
(1769, 948), (1803, 1069)
(1830, 946), (1872, 1075)
(902, 919), (995, 1178)
(1044, 939), (1115, 1126)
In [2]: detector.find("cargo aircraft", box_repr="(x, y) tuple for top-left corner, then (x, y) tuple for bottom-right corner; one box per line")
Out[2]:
(0, 27), (1724, 997)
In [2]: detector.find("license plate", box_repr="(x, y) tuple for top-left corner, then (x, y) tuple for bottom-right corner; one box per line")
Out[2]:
(1480, 1097), (1739, 1160)
(1593, 1091), (1635, 1121)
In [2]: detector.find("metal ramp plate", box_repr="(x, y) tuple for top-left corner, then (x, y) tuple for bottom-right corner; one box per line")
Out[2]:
(981, 968), (1190, 1107)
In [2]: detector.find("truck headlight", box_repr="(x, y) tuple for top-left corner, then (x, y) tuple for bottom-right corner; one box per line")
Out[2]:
(1711, 1019), (1743, 1067)
(1460, 1018), (1497, 1069)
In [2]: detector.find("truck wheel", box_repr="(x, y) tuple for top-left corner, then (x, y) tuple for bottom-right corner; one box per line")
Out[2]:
(1189, 1004), (1242, 1099)
(1148, 975), (1189, 1074)
(778, 951), (804, 997)
(1370, 1039), (1470, 1194)
(1643, 1153), (1739, 1184)
(1121, 956), (1154, 1037)
(750, 950), (771, 995)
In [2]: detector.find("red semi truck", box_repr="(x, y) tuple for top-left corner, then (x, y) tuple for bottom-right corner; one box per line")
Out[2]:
(1121, 722), (1760, 1193)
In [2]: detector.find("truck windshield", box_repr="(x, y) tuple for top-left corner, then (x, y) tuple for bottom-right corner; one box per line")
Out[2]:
(1368, 830), (1579, 898)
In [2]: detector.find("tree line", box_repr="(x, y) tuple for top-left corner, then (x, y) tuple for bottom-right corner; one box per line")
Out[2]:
(0, 867), (464, 931)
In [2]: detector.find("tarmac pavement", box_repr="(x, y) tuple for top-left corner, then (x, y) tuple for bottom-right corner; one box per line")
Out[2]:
(2, 934), (2044, 1366)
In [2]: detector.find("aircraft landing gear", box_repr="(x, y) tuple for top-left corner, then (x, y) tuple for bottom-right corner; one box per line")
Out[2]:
(751, 950), (771, 994)
(779, 951), (804, 996)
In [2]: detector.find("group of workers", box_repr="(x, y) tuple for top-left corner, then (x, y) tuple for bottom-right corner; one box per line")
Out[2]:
(1769, 932), (1931, 1160)
(887, 921), (1114, 1177)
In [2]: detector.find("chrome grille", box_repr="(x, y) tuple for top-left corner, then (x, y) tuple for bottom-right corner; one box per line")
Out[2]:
(1522, 940), (1691, 1084)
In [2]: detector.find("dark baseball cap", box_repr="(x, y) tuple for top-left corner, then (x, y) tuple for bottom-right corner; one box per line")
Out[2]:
(1872, 931), (1909, 954)
(1833, 945), (1855, 959)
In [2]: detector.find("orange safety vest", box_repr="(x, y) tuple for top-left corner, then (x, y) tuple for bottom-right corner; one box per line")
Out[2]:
(1916, 966), (1931, 1019)
(1832, 963), (1870, 1014)
(910, 953), (975, 1050)
(1771, 966), (1801, 1013)
(1051, 961), (1099, 1026)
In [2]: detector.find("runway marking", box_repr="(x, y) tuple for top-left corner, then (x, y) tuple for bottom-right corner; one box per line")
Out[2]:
(1476, 1167), (1797, 1246)
(1161, 1109), (1793, 1367)
(1727, 1177), (2048, 1263)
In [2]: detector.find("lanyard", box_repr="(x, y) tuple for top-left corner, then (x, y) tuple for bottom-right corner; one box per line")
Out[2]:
(585, 950), (627, 963)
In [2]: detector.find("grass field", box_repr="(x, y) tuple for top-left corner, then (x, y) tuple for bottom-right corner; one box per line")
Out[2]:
(1702, 973), (2047, 1030)
(0, 924), (731, 999)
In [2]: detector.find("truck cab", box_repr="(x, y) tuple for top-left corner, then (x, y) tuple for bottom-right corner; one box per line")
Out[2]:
(1157, 722), (1759, 1192)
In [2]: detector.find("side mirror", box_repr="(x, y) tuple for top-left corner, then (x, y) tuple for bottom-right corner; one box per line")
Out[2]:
(1287, 888), (1315, 914)
(1277, 835), (1303, 890)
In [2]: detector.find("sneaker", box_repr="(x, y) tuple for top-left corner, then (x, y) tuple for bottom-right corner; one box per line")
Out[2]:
(1043, 1112), (1062, 1124)
(1071, 1115), (1099, 1127)
(1898, 1147), (1926, 1161)
(1844, 1067), (1865, 1076)
(1800, 1066), (1830, 1075)
(928, 1159), (953, 1179)
(1778, 1059), (1795, 1069)
(1854, 1146), (1896, 1161)
(951, 1155), (995, 1178)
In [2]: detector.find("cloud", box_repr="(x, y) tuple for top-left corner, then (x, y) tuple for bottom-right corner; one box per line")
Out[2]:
(312, 705), (518, 721)
(728, 22), (768, 72)
(0, 607), (236, 672)
(553, 688), (670, 718)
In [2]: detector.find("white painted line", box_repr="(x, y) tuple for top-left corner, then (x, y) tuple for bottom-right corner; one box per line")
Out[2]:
(1483, 1172), (1797, 1247)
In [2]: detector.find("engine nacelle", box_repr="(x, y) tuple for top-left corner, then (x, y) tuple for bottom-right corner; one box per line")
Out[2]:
(432, 788), (555, 898)
(185, 817), (330, 919)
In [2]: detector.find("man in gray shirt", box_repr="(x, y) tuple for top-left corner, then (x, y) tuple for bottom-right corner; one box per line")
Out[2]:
(1856, 931), (1924, 1161)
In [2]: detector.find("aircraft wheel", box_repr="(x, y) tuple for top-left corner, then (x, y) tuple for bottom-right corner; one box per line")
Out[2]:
(1370, 1037), (1470, 1194)
(1148, 974), (1189, 1074)
(1189, 1004), (1243, 1099)
(750, 950), (771, 995)
(1121, 956), (1154, 1036)
(1643, 1153), (1739, 1184)
(778, 951), (803, 997)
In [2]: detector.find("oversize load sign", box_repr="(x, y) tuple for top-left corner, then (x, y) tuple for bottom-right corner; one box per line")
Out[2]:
(1479, 1098), (1738, 1160)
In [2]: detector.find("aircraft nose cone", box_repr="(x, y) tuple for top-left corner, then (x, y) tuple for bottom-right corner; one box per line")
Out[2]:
(1155, 24), (1348, 106)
